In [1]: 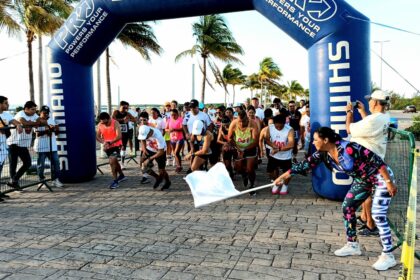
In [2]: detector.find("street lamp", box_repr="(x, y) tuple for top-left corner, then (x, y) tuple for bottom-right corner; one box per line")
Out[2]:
(373, 40), (390, 89)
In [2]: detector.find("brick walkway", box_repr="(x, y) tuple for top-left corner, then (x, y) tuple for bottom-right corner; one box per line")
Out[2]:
(0, 157), (419, 279)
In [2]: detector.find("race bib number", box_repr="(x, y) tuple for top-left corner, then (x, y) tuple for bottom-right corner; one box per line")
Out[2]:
(120, 123), (128, 133)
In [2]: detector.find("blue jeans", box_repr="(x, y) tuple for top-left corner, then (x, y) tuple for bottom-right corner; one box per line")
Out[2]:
(37, 152), (60, 180)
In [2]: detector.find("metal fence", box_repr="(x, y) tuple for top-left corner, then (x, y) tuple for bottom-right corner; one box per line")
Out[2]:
(385, 127), (418, 259)
(0, 125), (57, 196)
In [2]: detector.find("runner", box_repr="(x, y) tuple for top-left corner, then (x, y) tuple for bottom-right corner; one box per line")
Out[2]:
(228, 110), (259, 196)
(166, 109), (184, 173)
(96, 112), (127, 189)
(217, 117), (234, 178)
(138, 124), (171, 190)
(184, 120), (213, 171)
(112, 101), (136, 169)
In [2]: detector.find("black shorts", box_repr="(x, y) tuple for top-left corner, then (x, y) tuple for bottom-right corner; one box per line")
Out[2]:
(222, 149), (234, 161)
(105, 146), (121, 158)
(233, 147), (257, 160)
(146, 150), (167, 170)
(209, 142), (220, 165)
(266, 156), (292, 173)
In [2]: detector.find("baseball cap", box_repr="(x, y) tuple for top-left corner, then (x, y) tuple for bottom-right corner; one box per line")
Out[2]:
(40, 105), (50, 113)
(138, 125), (151, 140)
(199, 102), (205, 110)
(190, 99), (199, 108)
(233, 102), (242, 108)
(191, 120), (204, 135)
(365, 90), (390, 101)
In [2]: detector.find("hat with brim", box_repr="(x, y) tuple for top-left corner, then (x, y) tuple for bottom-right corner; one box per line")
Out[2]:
(191, 120), (204, 135)
(365, 90), (390, 101)
(138, 125), (151, 140)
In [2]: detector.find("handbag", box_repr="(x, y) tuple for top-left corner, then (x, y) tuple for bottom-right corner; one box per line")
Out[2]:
(0, 117), (11, 138)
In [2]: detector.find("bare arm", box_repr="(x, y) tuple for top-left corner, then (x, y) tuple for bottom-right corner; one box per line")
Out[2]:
(282, 129), (295, 151)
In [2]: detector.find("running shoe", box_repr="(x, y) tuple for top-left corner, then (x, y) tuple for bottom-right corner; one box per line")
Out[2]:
(358, 226), (379, 237)
(109, 181), (119, 189)
(372, 252), (397, 271)
(140, 177), (151, 184)
(153, 177), (163, 189)
(271, 185), (280, 195)
(279, 185), (288, 195)
(117, 174), (128, 183)
(334, 242), (362, 257)
(161, 181), (171, 191)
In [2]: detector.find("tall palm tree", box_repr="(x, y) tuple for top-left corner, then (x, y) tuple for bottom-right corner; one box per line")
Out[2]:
(258, 57), (282, 105)
(105, 22), (162, 113)
(175, 14), (243, 103)
(13, 0), (72, 102)
(286, 80), (304, 101)
(222, 64), (245, 104)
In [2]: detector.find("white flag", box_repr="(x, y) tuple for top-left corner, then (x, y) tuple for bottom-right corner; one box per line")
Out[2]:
(185, 162), (240, 208)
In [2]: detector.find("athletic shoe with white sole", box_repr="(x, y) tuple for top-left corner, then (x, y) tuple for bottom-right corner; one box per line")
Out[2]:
(271, 185), (279, 195)
(334, 242), (362, 257)
(372, 252), (397, 271)
(279, 185), (288, 195)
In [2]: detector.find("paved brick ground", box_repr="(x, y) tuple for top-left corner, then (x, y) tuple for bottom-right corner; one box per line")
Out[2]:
(0, 156), (419, 279)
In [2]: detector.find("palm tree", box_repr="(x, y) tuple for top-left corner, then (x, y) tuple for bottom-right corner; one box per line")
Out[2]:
(105, 22), (162, 113)
(258, 57), (282, 105)
(285, 80), (304, 101)
(13, 0), (72, 102)
(175, 14), (243, 103)
(0, 0), (20, 36)
(222, 64), (245, 104)
(241, 73), (260, 100)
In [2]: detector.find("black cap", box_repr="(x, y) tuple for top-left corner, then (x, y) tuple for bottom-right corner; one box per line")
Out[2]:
(40, 105), (50, 113)
(190, 99), (199, 108)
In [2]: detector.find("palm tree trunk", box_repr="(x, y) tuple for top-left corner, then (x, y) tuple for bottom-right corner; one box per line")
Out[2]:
(27, 30), (35, 102)
(201, 56), (206, 103)
(96, 56), (102, 117)
(106, 48), (112, 114)
(38, 36), (44, 106)
(232, 85), (236, 104)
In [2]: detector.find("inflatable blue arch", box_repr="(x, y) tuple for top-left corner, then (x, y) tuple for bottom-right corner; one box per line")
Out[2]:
(47, 0), (371, 200)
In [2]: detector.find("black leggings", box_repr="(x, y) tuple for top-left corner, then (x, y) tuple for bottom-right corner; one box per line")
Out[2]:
(8, 145), (31, 182)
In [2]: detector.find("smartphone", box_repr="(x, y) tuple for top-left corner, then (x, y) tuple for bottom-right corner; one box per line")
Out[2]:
(352, 101), (360, 109)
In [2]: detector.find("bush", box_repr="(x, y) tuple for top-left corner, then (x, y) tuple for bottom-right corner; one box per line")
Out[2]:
(404, 115), (420, 140)
(391, 96), (420, 110)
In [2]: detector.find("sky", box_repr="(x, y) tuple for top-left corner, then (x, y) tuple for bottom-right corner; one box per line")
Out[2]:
(0, 0), (419, 108)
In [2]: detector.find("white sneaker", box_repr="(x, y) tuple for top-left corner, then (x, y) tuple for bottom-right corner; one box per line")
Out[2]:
(172, 157), (176, 167)
(54, 179), (64, 188)
(334, 242), (362, 257)
(271, 185), (279, 195)
(372, 252), (397, 271)
(279, 185), (288, 195)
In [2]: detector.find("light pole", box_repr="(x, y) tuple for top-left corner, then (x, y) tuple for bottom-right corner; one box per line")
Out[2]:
(373, 40), (390, 89)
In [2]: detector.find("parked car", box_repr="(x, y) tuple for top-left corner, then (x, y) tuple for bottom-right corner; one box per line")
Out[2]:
(403, 105), (417, 113)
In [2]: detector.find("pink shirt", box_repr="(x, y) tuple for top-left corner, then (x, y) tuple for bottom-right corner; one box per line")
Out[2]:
(166, 117), (184, 142)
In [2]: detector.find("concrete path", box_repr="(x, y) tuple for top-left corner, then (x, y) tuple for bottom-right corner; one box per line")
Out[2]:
(0, 158), (419, 280)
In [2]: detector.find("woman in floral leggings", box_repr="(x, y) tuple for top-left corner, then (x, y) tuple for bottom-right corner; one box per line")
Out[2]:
(274, 127), (397, 271)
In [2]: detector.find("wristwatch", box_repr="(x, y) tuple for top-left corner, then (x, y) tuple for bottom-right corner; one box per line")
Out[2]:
(346, 110), (353, 114)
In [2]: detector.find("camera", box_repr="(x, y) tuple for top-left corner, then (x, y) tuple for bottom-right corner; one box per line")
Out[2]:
(352, 101), (360, 109)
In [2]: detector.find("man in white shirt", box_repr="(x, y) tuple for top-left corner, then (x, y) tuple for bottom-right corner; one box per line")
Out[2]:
(7, 101), (46, 190)
(183, 99), (213, 144)
(0, 96), (22, 200)
(138, 124), (171, 191)
(346, 90), (391, 237)
(251, 97), (265, 120)
(34, 106), (64, 188)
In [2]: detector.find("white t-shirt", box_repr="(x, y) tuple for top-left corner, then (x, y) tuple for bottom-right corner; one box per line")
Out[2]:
(128, 109), (137, 130)
(300, 114), (310, 134)
(7, 111), (39, 147)
(183, 111), (212, 134)
(255, 108), (265, 120)
(149, 117), (165, 134)
(349, 112), (390, 159)
(267, 125), (293, 160)
(0, 111), (14, 164)
(142, 127), (167, 152)
(34, 118), (58, 152)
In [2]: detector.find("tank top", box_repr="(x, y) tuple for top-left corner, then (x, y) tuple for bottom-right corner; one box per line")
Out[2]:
(114, 110), (128, 133)
(268, 125), (292, 160)
(193, 133), (212, 155)
(98, 119), (122, 148)
(234, 125), (254, 150)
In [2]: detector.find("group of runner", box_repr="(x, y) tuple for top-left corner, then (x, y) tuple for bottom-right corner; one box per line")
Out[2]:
(96, 97), (310, 194)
